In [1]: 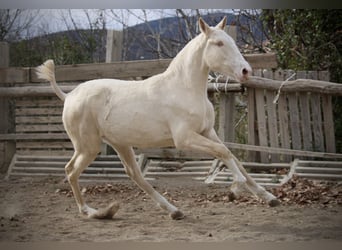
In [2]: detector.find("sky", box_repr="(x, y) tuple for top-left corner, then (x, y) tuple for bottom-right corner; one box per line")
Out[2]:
(36, 9), (175, 32)
(18, 9), (232, 38)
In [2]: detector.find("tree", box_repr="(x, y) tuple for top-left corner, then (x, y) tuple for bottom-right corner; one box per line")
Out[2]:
(60, 9), (107, 63)
(0, 9), (40, 42)
(261, 9), (341, 83)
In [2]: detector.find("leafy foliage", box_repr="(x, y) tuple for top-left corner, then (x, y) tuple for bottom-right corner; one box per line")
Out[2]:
(261, 9), (341, 83)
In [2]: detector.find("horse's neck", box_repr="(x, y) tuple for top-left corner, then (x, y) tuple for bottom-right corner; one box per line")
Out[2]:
(166, 34), (209, 91)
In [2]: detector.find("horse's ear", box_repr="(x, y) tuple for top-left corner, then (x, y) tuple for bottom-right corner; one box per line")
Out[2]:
(199, 17), (211, 36)
(215, 16), (227, 30)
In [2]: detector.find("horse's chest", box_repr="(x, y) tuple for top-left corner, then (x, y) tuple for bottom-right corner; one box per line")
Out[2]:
(181, 100), (215, 132)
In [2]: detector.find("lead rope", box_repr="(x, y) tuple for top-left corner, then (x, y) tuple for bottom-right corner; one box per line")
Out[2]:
(273, 73), (296, 104)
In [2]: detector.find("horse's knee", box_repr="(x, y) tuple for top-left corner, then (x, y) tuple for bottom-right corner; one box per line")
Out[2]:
(66, 169), (78, 183)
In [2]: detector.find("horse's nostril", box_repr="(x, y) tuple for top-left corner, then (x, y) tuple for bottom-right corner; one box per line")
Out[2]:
(242, 68), (249, 76)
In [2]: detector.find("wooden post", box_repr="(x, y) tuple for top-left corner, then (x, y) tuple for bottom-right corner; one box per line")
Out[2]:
(0, 42), (15, 173)
(106, 30), (123, 63)
(0, 42), (9, 66)
(102, 30), (123, 155)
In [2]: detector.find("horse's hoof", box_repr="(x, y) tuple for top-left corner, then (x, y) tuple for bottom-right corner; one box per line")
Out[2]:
(170, 210), (184, 220)
(89, 202), (120, 219)
(230, 181), (246, 198)
(268, 199), (281, 207)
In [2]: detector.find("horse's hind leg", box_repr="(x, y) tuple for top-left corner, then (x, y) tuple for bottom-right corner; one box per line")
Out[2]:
(114, 145), (184, 220)
(65, 150), (119, 219)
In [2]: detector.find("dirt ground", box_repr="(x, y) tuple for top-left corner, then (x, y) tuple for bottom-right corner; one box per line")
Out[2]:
(0, 174), (341, 242)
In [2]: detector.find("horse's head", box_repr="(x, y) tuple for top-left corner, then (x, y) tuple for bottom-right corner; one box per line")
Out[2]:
(199, 17), (252, 82)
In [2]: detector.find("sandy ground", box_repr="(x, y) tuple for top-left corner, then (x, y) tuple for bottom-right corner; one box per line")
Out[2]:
(0, 175), (341, 242)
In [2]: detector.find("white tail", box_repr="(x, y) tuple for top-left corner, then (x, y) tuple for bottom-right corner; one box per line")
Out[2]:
(36, 60), (66, 101)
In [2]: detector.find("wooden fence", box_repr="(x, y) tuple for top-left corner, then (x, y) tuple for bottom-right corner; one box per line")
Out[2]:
(245, 72), (337, 163)
(1, 51), (342, 175)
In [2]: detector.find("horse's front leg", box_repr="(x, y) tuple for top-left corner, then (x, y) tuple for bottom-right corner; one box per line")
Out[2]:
(174, 128), (280, 206)
(203, 129), (280, 207)
(173, 129), (247, 188)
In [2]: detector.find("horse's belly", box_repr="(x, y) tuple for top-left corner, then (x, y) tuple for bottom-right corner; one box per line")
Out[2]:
(99, 113), (174, 148)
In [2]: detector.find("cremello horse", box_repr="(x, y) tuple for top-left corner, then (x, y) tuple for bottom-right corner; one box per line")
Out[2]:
(36, 17), (280, 220)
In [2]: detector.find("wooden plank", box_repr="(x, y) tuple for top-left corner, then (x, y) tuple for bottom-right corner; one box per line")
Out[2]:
(135, 148), (213, 160)
(0, 42), (9, 67)
(1, 75), (340, 98)
(14, 154), (122, 162)
(318, 71), (330, 81)
(287, 93), (302, 150)
(15, 107), (63, 116)
(295, 173), (342, 180)
(12, 166), (124, 173)
(242, 162), (290, 169)
(223, 142), (342, 159)
(274, 68), (292, 162)
(218, 92), (235, 142)
(0, 54), (277, 84)
(0, 133), (69, 141)
(0, 83), (242, 98)
(255, 88), (269, 162)
(297, 160), (342, 167)
(273, 69), (284, 81)
(295, 166), (342, 174)
(247, 88), (257, 162)
(307, 71), (318, 80)
(16, 141), (73, 150)
(16, 150), (73, 156)
(295, 71), (307, 80)
(283, 69), (296, 81)
(207, 83), (242, 93)
(265, 90), (279, 162)
(16, 124), (65, 133)
(310, 93), (325, 151)
(16, 116), (63, 124)
(247, 70), (263, 162)
(0, 86), (75, 97)
(0, 42), (16, 173)
(15, 98), (63, 107)
(322, 95), (336, 153)
(298, 93), (313, 151)
(262, 69), (273, 80)
(0, 67), (29, 84)
(31, 59), (173, 82)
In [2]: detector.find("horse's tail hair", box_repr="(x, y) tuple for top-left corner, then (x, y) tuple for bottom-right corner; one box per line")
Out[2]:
(36, 60), (66, 102)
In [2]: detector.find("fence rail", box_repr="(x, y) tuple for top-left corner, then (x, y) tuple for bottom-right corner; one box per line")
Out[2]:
(0, 53), (277, 84)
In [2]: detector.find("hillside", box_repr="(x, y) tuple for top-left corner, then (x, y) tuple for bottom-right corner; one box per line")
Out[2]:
(9, 12), (266, 66)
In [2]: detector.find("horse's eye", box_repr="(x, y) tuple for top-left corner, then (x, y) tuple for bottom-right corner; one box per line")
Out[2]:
(216, 41), (224, 47)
